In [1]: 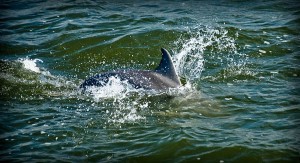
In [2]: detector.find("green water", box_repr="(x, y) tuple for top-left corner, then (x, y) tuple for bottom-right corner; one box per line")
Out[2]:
(0, 0), (299, 162)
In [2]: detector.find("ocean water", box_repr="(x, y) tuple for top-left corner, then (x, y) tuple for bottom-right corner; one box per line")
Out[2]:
(0, 0), (299, 162)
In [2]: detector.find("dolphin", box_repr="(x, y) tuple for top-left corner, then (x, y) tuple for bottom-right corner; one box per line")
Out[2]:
(80, 48), (181, 91)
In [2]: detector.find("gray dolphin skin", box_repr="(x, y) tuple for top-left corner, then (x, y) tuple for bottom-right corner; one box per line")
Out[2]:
(80, 48), (181, 91)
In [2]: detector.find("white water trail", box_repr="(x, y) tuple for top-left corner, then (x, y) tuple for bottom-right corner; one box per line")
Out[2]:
(17, 57), (78, 97)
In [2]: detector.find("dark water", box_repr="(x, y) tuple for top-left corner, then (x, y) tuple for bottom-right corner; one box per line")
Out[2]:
(1, 0), (299, 162)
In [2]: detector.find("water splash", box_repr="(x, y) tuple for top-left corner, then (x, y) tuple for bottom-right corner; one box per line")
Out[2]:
(105, 98), (148, 125)
(18, 58), (44, 73)
(84, 76), (137, 101)
(83, 76), (194, 126)
(172, 25), (252, 84)
(173, 26), (237, 81)
(83, 77), (148, 125)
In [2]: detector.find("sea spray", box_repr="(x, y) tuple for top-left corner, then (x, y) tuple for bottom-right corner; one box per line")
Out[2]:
(173, 26), (235, 80)
(18, 58), (43, 73)
(84, 77), (148, 126)
(172, 26), (251, 84)
(83, 76), (194, 126)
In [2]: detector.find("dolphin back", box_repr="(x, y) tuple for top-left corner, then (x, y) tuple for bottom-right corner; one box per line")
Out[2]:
(80, 48), (181, 91)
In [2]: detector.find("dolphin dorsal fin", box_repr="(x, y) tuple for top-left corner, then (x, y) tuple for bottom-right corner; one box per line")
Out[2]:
(155, 48), (181, 85)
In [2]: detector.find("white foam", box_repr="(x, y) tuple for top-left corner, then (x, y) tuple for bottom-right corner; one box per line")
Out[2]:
(83, 76), (195, 125)
(259, 49), (266, 54)
(85, 76), (138, 101)
(19, 58), (43, 73)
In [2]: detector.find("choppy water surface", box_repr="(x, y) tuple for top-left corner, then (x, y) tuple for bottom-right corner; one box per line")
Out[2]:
(1, 0), (299, 162)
